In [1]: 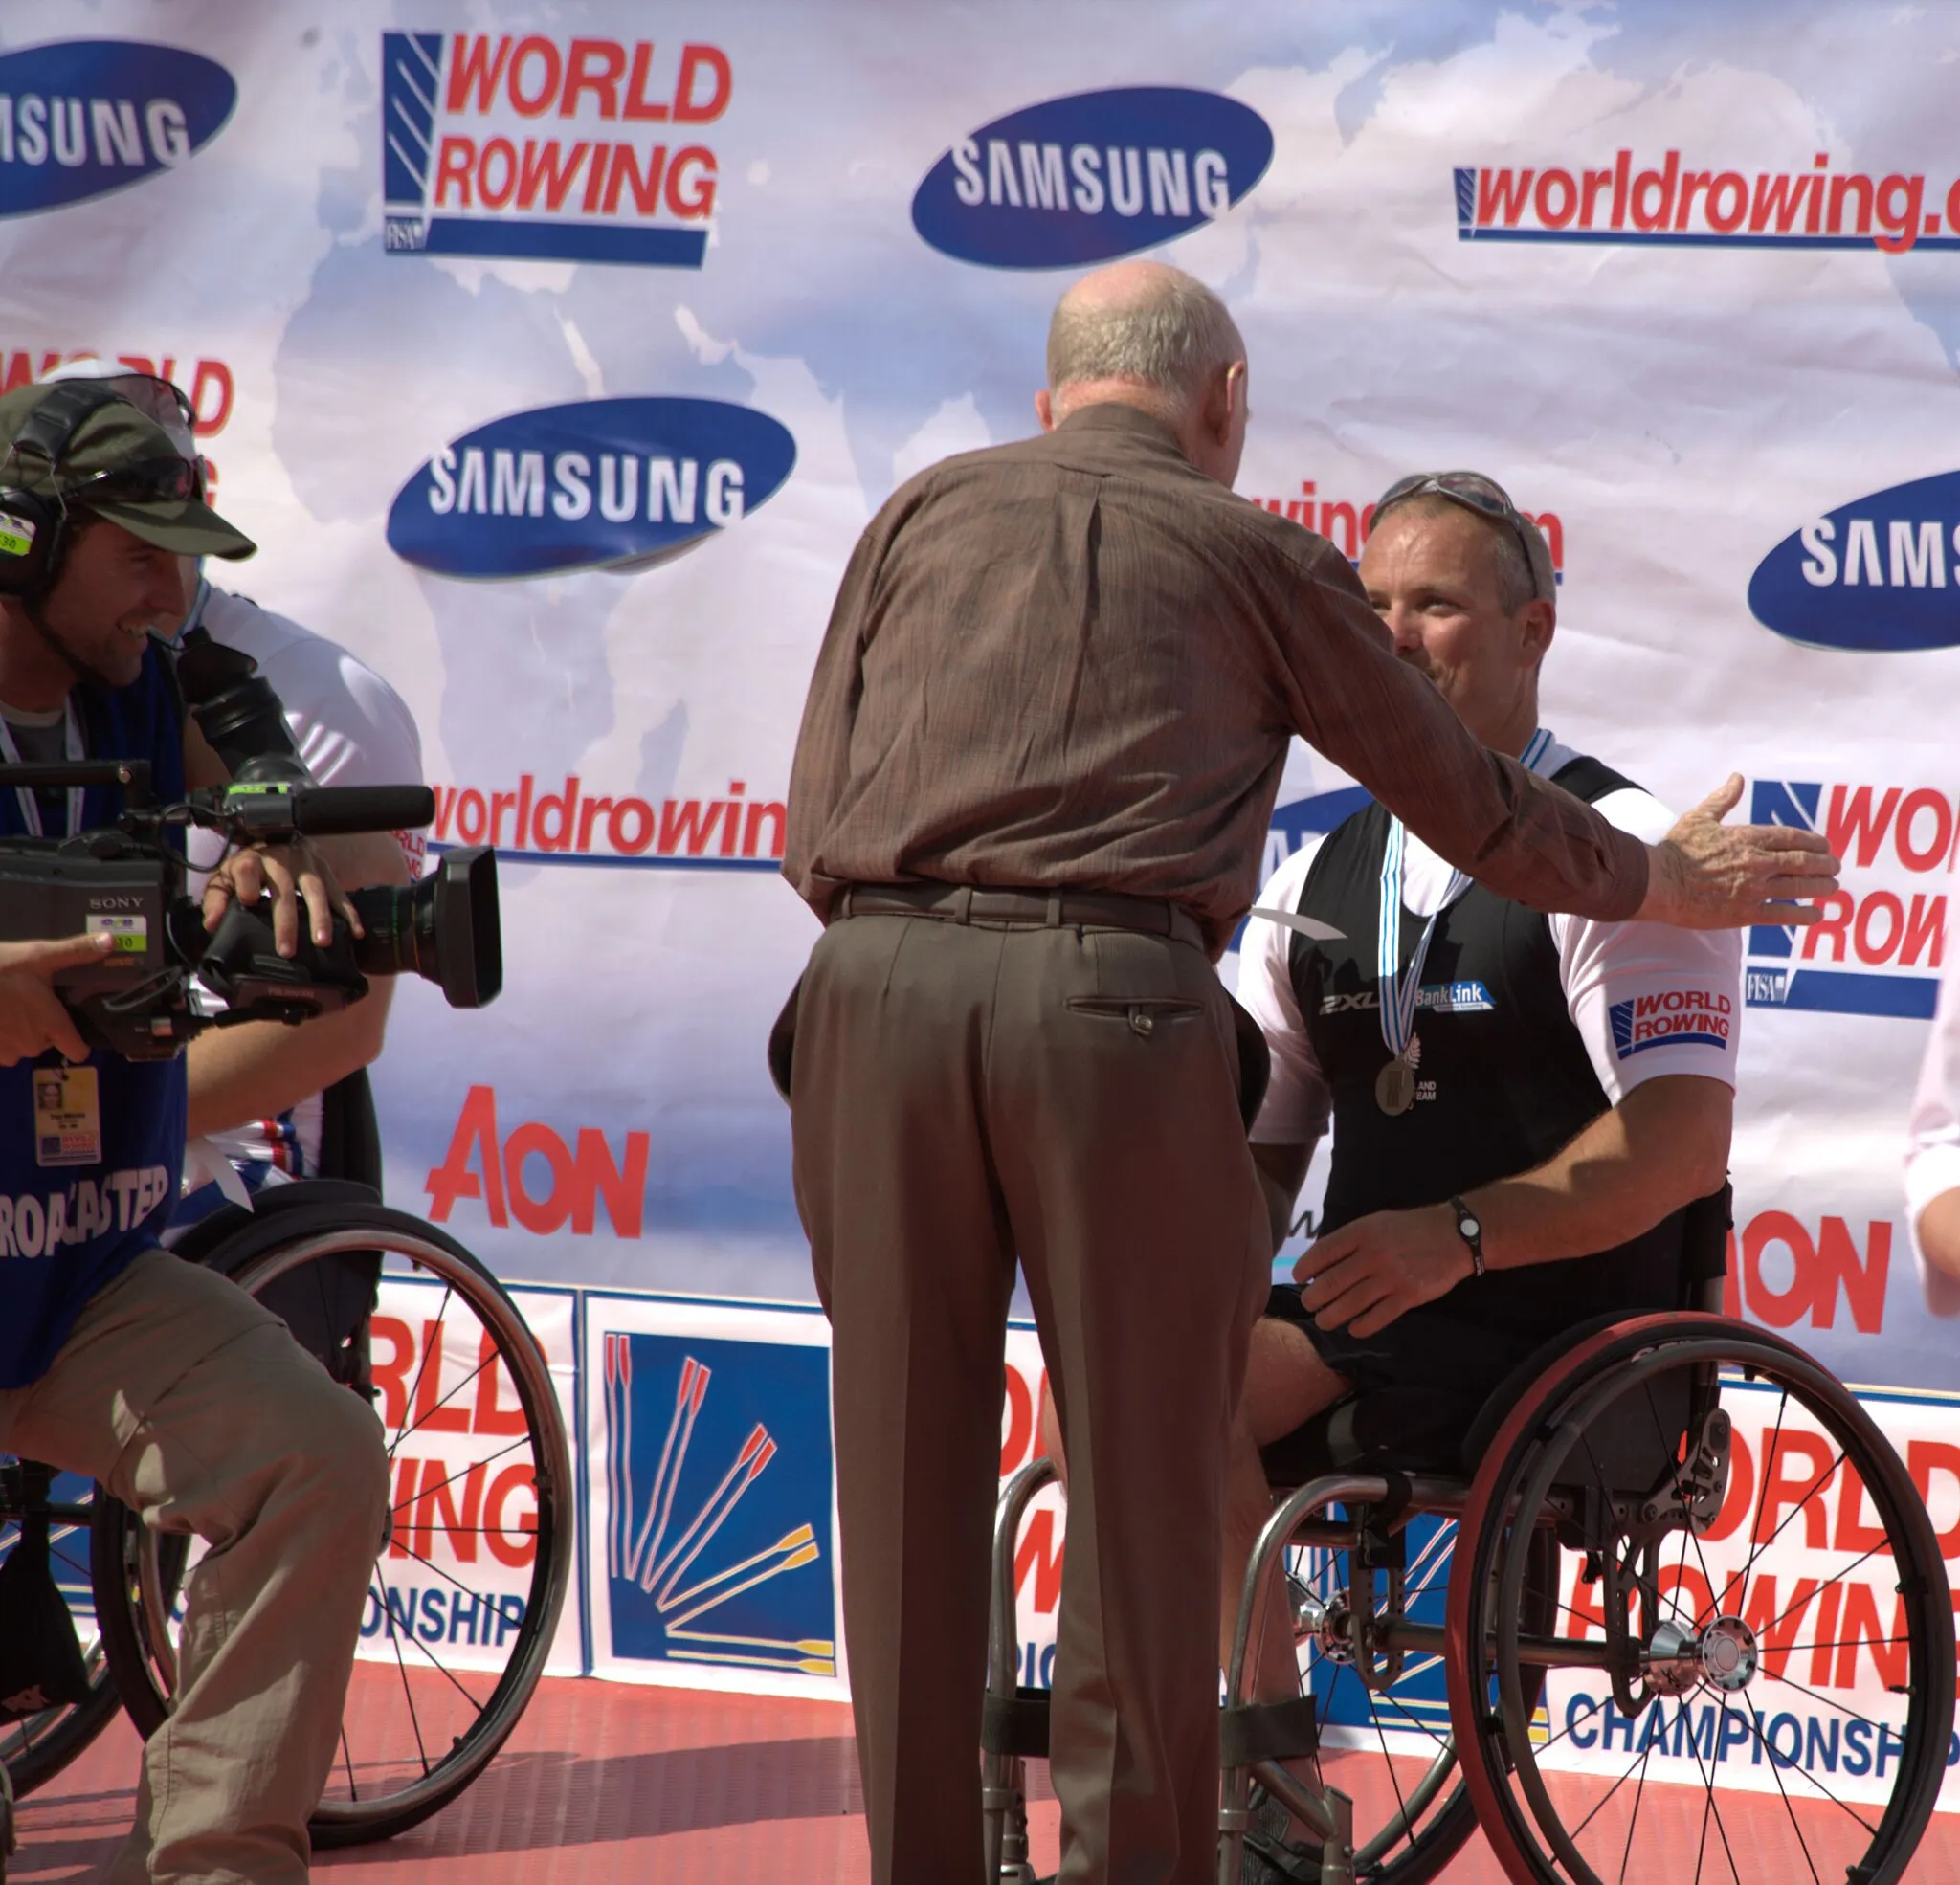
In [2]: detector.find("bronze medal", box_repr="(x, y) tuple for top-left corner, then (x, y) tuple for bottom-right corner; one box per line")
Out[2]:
(1375, 1057), (1416, 1116)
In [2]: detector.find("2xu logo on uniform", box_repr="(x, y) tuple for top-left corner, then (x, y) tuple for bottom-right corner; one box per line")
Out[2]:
(382, 32), (729, 268)
(0, 39), (233, 216)
(386, 396), (796, 581)
(912, 85), (1272, 268)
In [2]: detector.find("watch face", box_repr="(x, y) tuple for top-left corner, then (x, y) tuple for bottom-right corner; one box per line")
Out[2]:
(1460, 1214), (1481, 1240)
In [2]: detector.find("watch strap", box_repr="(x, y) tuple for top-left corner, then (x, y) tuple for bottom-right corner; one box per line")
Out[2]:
(1449, 1193), (1486, 1277)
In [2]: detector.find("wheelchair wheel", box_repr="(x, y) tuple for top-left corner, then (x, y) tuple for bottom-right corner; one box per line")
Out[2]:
(1447, 1314), (1954, 1885)
(91, 1202), (573, 1847)
(0, 1465), (121, 1800)
(1279, 1513), (1559, 1883)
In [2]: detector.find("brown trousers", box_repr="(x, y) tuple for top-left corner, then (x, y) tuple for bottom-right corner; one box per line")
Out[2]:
(0, 1250), (390, 1882)
(791, 911), (1269, 1885)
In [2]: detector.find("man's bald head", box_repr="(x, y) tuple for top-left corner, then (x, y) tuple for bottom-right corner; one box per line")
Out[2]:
(1038, 262), (1250, 484)
(1045, 262), (1244, 416)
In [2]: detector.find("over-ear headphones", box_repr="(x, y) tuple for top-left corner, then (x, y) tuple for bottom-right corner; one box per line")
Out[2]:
(0, 380), (136, 599)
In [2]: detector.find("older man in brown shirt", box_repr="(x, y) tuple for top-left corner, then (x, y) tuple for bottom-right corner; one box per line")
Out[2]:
(782, 261), (1833, 1885)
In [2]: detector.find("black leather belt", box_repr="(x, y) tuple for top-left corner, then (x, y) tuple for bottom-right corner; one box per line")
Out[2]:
(837, 881), (1205, 952)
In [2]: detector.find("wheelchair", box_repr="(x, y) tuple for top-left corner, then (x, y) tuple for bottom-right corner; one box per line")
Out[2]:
(983, 1227), (1956, 1884)
(0, 1097), (574, 1853)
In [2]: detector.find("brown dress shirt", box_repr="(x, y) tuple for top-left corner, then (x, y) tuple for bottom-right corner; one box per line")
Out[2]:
(785, 403), (1648, 957)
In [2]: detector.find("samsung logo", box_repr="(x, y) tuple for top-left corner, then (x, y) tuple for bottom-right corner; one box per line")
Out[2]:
(912, 86), (1272, 270)
(0, 40), (234, 216)
(1748, 472), (1960, 652)
(387, 397), (794, 581)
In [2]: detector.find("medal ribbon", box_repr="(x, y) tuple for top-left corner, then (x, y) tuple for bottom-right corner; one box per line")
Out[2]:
(1377, 726), (1553, 1065)
(0, 698), (85, 839)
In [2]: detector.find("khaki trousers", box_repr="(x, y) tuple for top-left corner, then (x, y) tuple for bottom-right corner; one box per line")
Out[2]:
(0, 1249), (390, 1883)
(791, 913), (1269, 1885)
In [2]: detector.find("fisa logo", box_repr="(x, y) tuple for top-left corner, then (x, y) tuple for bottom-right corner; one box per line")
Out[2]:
(386, 396), (795, 581)
(0, 40), (234, 216)
(1748, 472), (1960, 652)
(382, 33), (729, 268)
(912, 86), (1272, 269)
(1746, 778), (1952, 1020)
(600, 1330), (835, 1678)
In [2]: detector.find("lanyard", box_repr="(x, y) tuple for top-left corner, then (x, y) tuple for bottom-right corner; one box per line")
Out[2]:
(0, 698), (85, 839)
(1377, 725), (1553, 1067)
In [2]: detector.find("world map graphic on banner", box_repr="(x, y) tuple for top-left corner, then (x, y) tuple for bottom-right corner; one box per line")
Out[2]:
(5, 1), (1960, 1716)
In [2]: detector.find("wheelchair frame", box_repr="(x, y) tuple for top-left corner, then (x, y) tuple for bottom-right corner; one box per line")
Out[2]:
(983, 1309), (1956, 1885)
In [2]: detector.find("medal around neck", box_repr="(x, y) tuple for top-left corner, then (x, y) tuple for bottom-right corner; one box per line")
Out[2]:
(1371, 729), (1551, 1120)
(1375, 1056), (1416, 1116)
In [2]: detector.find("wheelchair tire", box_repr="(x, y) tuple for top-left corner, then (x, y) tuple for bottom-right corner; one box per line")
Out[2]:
(1446, 1313), (1955, 1885)
(0, 1484), (122, 1804)
(91, 1199), (573, 1847)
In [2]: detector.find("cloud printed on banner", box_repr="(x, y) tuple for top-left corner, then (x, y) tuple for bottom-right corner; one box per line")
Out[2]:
(197, 0), (1960, 1328)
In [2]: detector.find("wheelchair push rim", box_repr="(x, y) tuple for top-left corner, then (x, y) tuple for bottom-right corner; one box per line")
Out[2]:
(1446, 1316), (1955, 1885)
(93, 1209), (574, 1847)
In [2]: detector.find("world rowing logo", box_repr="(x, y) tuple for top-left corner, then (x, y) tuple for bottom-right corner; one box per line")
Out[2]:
(600, 1329), (835, 1676)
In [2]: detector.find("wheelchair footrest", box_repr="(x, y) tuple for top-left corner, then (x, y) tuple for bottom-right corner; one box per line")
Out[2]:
(982, 1685), (1051, 1759)
(1220, 1696), (1321, 1768)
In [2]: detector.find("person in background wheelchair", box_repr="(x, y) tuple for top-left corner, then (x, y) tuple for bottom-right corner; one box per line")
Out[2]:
(1043, 473), (1744, 1881)
(0, 382), (390, 1882)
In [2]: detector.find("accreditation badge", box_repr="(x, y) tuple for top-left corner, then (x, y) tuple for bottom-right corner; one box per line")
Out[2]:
(33, 1064), (101, 1168)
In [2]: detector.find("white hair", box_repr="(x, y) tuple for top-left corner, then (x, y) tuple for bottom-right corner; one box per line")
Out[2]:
(1045, 270), (1243, 404)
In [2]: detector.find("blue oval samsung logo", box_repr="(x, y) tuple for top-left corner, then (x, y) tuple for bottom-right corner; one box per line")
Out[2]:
(1749, 472), (1960, 653)
(387, 398), (797, 581)
(912, 86), (1274, 270)
(0, 41), (234, 216)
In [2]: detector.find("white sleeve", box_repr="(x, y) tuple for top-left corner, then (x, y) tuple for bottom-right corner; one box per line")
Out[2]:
(1551, 787), (1743, 1102)
(273, 642), (424, 789)
(1239, 838), (1333, 1146)
(1906, 946), (1960, 1303)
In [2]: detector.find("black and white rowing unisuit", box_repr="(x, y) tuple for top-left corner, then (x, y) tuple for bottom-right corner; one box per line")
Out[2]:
(1236, 734), (1743, 1389)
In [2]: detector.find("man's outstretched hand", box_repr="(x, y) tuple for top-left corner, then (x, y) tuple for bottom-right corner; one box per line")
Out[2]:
(1638, 775), (1839, 929)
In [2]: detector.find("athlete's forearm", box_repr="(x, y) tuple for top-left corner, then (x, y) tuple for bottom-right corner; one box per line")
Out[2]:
(186, 981), (393, 1139)
(1463, 1074), (1732, 1273)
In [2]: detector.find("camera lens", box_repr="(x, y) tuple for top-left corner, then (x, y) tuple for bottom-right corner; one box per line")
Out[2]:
(348, 846), (501, 1009)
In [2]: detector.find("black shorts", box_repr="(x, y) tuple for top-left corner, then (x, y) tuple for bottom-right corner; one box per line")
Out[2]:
(1259, 1276), (1648, 1482)
(1261, 1281), (1548, 1401)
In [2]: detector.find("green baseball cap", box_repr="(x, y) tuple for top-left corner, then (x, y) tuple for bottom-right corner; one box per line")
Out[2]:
(0, 383), (255, 561)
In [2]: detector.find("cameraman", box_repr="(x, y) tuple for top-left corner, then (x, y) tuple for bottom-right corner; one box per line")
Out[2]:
(42, 358), (420, 1199)
(0, 382), (388, 1883)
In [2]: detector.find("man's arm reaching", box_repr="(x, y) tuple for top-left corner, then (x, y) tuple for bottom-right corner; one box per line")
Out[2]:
(1273, 540), (1839, 930)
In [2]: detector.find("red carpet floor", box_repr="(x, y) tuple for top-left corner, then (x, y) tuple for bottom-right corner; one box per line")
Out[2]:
(12, 1668), (1960, 1880)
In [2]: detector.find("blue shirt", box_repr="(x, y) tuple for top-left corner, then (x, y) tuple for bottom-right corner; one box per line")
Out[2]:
(0, 642), (188, 1388)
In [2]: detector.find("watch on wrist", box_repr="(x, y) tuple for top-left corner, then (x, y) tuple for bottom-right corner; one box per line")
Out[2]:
(1449, 1194), (1486, 1277)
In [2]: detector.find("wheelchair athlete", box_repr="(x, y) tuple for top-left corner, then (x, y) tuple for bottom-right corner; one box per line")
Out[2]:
(1042, 474), (1745, 1883)
(1234, 477), (1747, 1877)
(0, 382), (394, 1883)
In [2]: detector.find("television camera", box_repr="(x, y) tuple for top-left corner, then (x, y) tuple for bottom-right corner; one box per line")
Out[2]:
(0, 757), (500, 1061)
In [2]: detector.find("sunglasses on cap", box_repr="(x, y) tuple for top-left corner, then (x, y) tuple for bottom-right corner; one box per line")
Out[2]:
(1373, 470), (1555, 602)
(64, 455), (207, 507)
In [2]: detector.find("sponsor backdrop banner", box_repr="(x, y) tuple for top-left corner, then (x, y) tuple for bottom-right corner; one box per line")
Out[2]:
(10, 1), (1960, 1748)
